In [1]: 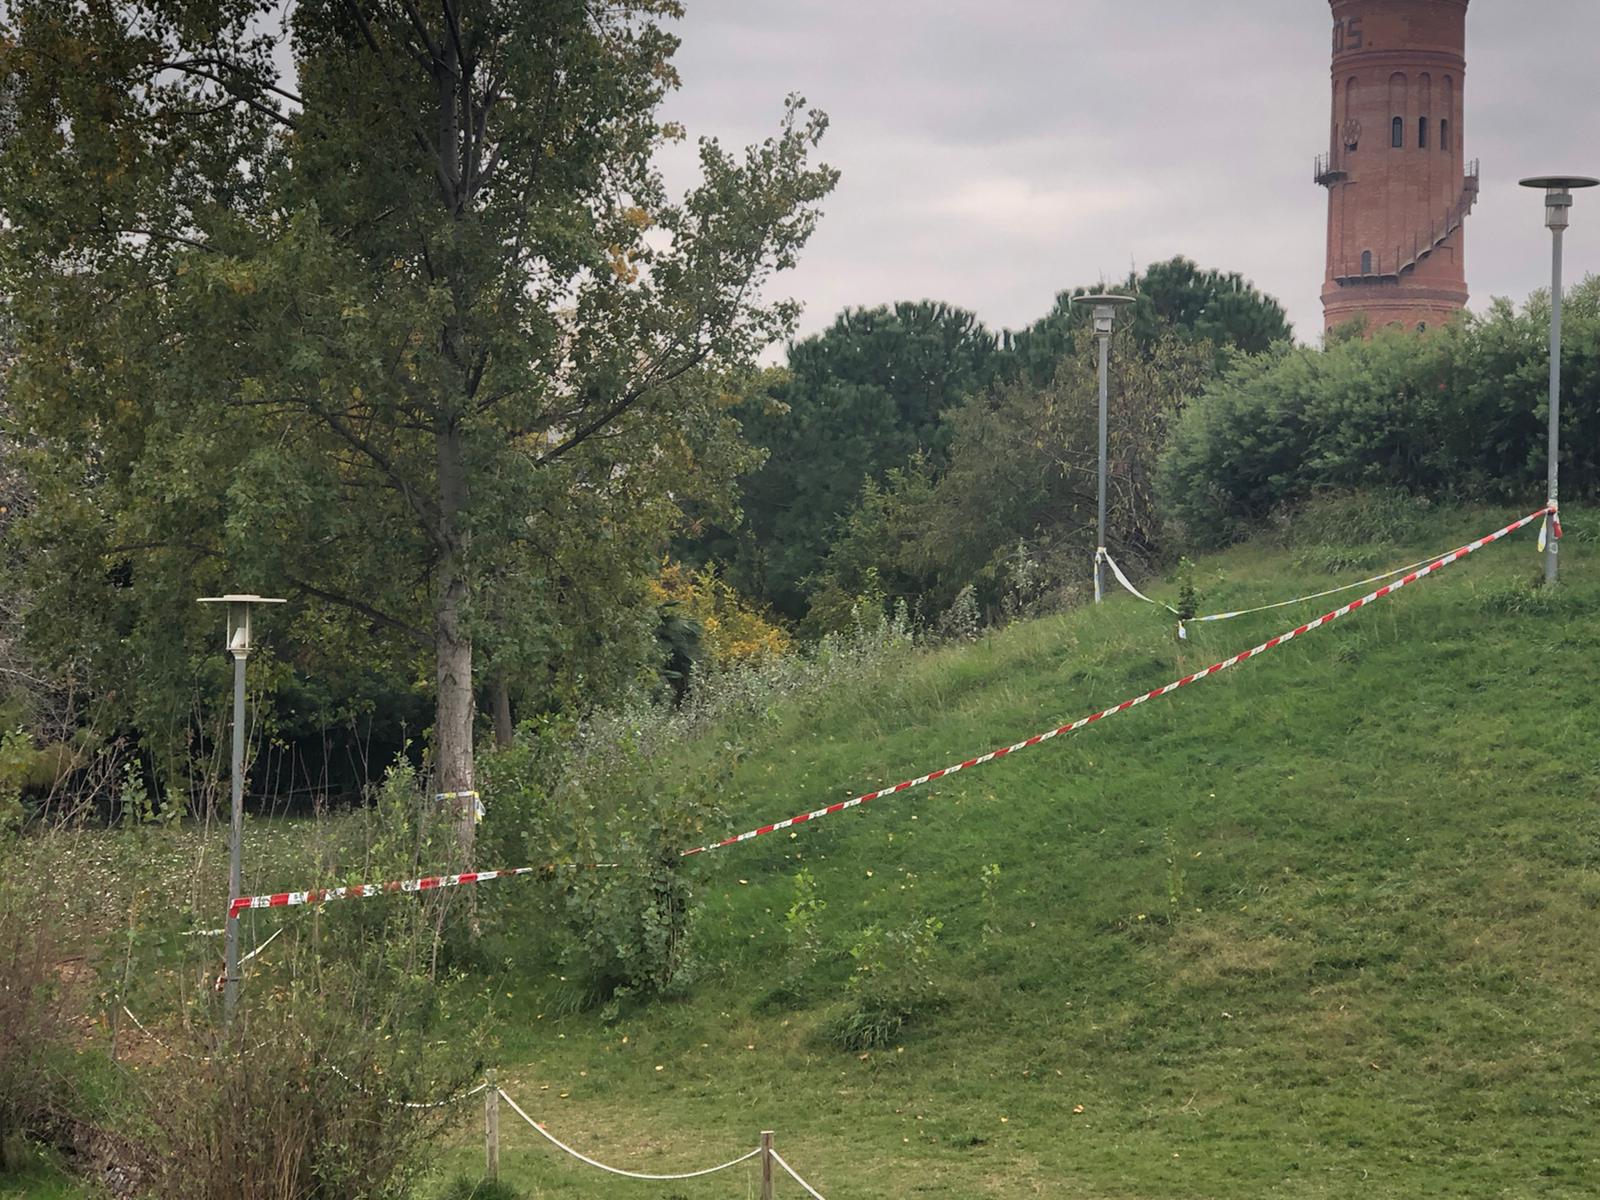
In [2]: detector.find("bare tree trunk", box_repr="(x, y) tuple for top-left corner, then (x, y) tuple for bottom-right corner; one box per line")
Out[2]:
(435, 420), (475, 861)
(435, 593), (475, 858)
(492, 673), (513, 750)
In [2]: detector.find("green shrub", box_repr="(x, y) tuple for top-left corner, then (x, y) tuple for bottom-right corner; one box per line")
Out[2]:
(1276, 489), (1429, 550)
(496, 739), (716, 1002)
(1158, 281), (1600, 543)
(145, 840), (484, 1200)
(825, 917), (946, 1051)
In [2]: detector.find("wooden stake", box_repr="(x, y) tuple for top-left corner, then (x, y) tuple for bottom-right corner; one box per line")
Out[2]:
(485, 1070), (500, 1181)
(761, 1129), (774, 1200)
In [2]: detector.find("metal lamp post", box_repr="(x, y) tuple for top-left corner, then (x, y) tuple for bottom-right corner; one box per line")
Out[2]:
(1518, 175), (1598, 584)
(198, 593), (284, 1018)
(1076, 294), (1136, 602)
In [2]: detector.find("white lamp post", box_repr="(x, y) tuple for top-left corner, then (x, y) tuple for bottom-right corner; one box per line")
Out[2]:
(1075, 294), (1136, 602)
(1518, 175), (1597, 584)
(197, 593), (284, 1018)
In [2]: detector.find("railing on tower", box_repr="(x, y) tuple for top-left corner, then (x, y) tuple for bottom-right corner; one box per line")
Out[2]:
(1331, 160), (1482, 282)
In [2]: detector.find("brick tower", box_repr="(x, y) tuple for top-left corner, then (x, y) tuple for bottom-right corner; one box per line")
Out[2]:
(1318, 0), (1478, 333)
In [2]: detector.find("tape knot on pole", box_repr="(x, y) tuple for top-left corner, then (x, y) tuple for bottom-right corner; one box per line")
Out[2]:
(1539, 500), (1562, 551)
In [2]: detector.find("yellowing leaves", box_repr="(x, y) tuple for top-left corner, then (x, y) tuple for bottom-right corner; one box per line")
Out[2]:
(651, 560), (790, 666)
(606, 243), (639, 283)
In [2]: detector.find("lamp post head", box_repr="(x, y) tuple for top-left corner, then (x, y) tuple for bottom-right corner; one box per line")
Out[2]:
(1520, 176), (1598, 232)
(1074, 293), (1136, 337)
(198, 594), (286, 658)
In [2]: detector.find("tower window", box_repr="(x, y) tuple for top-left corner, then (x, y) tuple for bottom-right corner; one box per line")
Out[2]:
(1440, 119), (1450, 150)
(1361, 250), (1373, 274)
(1419, 117), (1429, 148)
(1391, 117), (1403, 147)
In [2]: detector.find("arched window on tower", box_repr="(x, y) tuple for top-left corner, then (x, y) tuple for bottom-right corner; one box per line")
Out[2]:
(1392, 117), (1403, 148)
(1361, 250), (1373, 274)
(1418, 117), (1429, 148)
(1440, 118), (1450, 151)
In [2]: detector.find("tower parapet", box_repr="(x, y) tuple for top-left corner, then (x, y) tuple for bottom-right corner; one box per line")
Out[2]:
(1320, 0), (1473, 333)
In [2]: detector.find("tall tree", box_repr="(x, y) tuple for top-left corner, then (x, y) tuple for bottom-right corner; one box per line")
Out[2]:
(715, 301), (998, 616)
(1004, 256), (1291, 381)
(0, 1), (836, 852)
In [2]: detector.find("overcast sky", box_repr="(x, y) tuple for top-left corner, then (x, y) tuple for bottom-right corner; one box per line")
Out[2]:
(653, 0), (1600, 348)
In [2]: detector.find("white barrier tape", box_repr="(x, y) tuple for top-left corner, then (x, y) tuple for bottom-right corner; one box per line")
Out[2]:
(1098, 549), (1180, 615)
(1184, 551), (1444, 628)
(771, 1150), (829, 1200)
(435, 790), (485, 823)
(327, 1063), (488, 1110)
(1102, 527), (1527, 635)
(499, 1088), (762, 1180)
(120, 1005), (197, 1061)
(237, 925), (282, 966)
(120, 1006), (269, 1061)
(1538, 499), (1561, 551)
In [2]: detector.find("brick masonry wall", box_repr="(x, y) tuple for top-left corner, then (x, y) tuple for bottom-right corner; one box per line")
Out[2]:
(1321, 0), (1471, 333)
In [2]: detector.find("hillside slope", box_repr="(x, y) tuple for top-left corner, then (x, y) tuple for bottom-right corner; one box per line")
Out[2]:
(463, 501), (1599, 1200)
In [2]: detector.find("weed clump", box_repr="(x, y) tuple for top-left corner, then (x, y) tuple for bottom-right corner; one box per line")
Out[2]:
(436, 1176), (526, 1200)
(824, 918), (946, 1052)
(0, 864), (72, 1171)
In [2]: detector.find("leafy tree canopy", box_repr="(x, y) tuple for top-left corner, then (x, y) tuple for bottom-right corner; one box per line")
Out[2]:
(713, 301), (999, 617)
(0, 0), (836, 844)
(1003, 256), (1292, 381)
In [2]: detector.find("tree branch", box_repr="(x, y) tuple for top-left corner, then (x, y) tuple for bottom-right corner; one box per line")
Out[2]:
(158, 57), (305, 106)
(282, 573), (429, 645)
(152, 63), (298, 129)
(536, 347), (710, 466)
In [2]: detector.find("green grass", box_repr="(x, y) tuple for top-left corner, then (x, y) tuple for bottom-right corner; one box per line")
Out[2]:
(444, 503), (1598, 1199)
(14, 501), (1600, 1199)
(0, 1146), (98, 1199)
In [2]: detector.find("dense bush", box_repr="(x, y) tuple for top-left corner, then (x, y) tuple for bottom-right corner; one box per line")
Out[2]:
(148, 958), (475, 1200)
(475, 613), (918, 1001)
(143, 766), (482, 1199)
(1159, 279), (1600, 545)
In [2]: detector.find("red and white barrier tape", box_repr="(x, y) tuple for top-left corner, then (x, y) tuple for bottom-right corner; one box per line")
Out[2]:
(228, 863), (616, 922)
(1539, 500), (1562, 550)
(680, 504), (1552, 858)
(224, 504), (1555, 914)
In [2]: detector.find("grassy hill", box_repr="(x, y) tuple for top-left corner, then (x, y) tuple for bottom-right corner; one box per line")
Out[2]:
(448, 499), (1598, 1199)
(12, 499), (1599, 1199)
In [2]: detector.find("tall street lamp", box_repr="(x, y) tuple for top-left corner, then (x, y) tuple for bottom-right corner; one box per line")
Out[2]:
(1076, 294), (1136, 603)
(1518, 175), (1597, 585)
(198, 593), (284, 1019)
